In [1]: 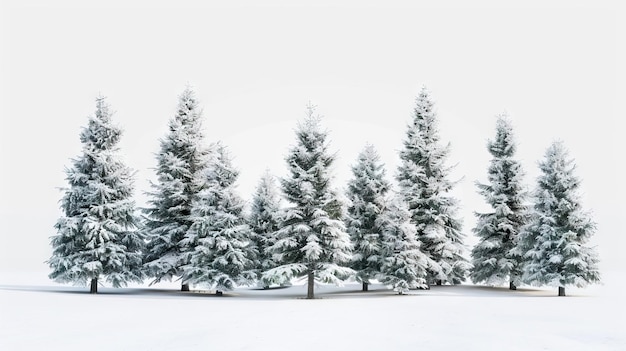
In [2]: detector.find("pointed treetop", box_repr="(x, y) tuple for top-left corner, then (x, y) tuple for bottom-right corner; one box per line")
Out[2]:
(175, 87), (202, 124)
(544, 140), (570, 162)
(301, 102), (323, 134)
(540, 141), (577, 177)
(80, 95), (121, 151)
(212, 141), (239, 189)
(405, 86), (442, 147)
(489, 113), (517, 157)
(94, 94), (112, 122)
(414, 86), (436, 120)
(360, 143), (378, 159)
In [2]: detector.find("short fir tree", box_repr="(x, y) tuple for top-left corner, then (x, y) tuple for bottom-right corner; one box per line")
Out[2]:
(471, 116), (529, 290)
(264, 106), (353, 299)
(142, 88), (211, 290)
(520, 142), (600, 296)
(48, 96), (144, 293)
(345, 144), (390, 291)
(248, 170), (283, 288)
(181, 144), (257, 293)
(396, 87), (470, 285)
(377, 195), (429, 294)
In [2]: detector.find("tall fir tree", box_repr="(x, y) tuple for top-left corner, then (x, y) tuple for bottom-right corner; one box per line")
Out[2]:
(48, 96), (144, 293)
(142, 88), (210, 290)
(396, 87), (470, 285)
(345, 144), (390, 291)
(377, 195), (429, 294)
(181, 144), (257, 293)
(265, 106), (353, 299)
(471, 116), (529, 289)
(248, 170), (283, 288)
(520, 142), (600, 296)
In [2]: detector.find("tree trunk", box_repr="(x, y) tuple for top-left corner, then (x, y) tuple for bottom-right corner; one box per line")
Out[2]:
(362, 282), (369, 292)
(90, 278), (98, 294)
(436, 280), (442, 286)
(181, 283), (190, 292)
(215, 290), (223, 296)
(509, 281), (517, 290)
(307, 269), (315, 299)
(558, 286), (565, 296)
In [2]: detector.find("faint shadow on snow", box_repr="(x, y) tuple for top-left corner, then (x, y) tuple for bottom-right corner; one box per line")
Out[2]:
(0, 282), (582, 300)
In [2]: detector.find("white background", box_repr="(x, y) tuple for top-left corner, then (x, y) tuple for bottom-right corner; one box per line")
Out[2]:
(1, 0), (624, 277)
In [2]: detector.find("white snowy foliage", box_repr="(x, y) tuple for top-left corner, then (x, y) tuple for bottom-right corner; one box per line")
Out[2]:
(345, 144), (389, 286)
(377, 195), (429, 293)
(396, 87), (470, 284)
(142, 88), (211, 284)
(471, 116), (529, 286)
(520, 142), (600, 288)
(182, 144), (257, 291)
(248, 171), (283, 287)
(265, 106), (354, 293)
(48, 96), (144, 288)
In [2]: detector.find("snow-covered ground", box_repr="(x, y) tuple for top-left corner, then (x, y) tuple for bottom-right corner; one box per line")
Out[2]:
(1, 271), (624, 351)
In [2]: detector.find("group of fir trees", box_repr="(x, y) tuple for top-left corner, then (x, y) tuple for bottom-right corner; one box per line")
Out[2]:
(345, 145), (429, 294)
(470, 115), (600, 296)
(48, 87), (600, 297)
(143, 89), (257, 294)
(343, 87), (474, 294)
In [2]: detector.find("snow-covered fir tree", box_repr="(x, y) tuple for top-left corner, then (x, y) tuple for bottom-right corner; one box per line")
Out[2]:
(181, 144), (257, 293)
(345, 144), (390, 291)
(520, 141), (600, 296)
(471, 116), (529, 290)
(264, 106), (353, 299)
(48, 96), (144, 293)
(377, 195), (429, 294)
(396, 87), (470, 285)
(142, 88), (211, 290)
(248, 170), (283, 288)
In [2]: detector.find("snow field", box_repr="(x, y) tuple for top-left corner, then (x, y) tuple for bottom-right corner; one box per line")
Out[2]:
(1, 271), (624, 351)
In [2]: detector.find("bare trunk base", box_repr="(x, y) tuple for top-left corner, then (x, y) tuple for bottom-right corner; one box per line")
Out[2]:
(509, 281), (517, 290)
(307, 270), (315, 299)
(362, 282), (369, 292)
(558, 286), (565, 296)
(181, 283), (190, 292)
(215, 290), (223, 296)
(436, 280), (442, 286)
(90, 278), (98, 294)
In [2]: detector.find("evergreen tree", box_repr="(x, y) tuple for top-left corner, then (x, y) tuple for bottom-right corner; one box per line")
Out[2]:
(142, 88), (210, 290)
(48, 96), (144, 293)
(520, 142), (600, 296)
(396, 87), (470, 285)
(471, 116), (529, 290)
(248, 170), (283, 288)
(265, 106), (353, 299)
(345, 144), (390, 291)
(377, 195), (429, 294)
(181, 144), (257, 293)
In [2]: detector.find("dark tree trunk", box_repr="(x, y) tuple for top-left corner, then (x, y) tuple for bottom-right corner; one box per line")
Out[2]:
(436, 280), (442, 286)
(307, 269), (315, 299)
(181, 283), (190, 291)
(509, 281), (517, 290)
(90, 278), (98, 294)
(558, 286), (565, 296)
(215, 290), (223, 296)
(362, 282), (369, 292)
